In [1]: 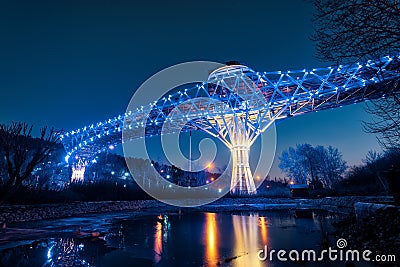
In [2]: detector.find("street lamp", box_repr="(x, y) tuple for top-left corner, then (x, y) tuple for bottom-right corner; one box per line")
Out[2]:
(206, 162), (213, 170)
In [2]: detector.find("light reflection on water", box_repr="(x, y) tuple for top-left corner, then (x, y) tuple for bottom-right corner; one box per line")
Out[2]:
(231, 214), (268, 267)
(204, 212), (218, 265)
(154, 220), (162, 264)
(0, 210), (343, 267)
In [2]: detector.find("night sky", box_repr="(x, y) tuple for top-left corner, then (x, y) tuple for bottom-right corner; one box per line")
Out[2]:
(0, 0), (380, 178)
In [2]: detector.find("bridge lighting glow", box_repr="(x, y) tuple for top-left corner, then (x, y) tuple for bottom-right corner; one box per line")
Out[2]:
(60, 54), (400, 191)
(169, 184), (172, 188)
(47, 245), (54, 259)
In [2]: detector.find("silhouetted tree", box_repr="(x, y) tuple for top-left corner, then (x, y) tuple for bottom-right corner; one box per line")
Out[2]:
(362, 150), (388, 192)
(279, 144), (347, 188)
(342, 149), (400, 201)
(316, 145), (348, 187)
(312, 0), (400, 150)
(312, 0), (400, 64)
(0, 122), (60, 204)
(278, 146), (309, 184)
(363, 96), (400, 150)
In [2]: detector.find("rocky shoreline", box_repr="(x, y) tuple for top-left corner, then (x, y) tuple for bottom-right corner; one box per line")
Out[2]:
(0, 200), (162, 224)
(333, 203), (400, 264)
(0, 195), (393, 224)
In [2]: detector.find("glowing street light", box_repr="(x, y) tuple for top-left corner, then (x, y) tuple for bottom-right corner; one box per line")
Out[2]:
(109, 144), (115, 150)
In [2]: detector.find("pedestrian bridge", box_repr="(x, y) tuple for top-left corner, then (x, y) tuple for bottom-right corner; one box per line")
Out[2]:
(60, 55), (400, 194)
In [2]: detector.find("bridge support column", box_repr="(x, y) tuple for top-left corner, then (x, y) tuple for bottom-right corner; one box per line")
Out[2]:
(231, 144), (256, 195)
(228, 118), (257, 195)
(71, 159), (86, 183)
(202, 114), (260, 195)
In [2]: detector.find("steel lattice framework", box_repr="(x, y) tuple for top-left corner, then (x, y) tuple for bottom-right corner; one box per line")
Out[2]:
(61, 55), (400, 193)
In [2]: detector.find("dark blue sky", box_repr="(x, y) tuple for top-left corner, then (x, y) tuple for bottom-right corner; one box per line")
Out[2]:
(0, 0), (380, 178)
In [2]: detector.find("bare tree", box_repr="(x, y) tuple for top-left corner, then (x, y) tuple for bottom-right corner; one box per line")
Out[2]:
(363, 96), (400, 150)
(312, 0), (400, 149)
(316, 145), (348, 188)
(279, 144), (347, 188)
(362, 150), (389, 192)
(0, 122), (60, 204)
(279, 146), (309, 184)
(312, 0), (400, 64)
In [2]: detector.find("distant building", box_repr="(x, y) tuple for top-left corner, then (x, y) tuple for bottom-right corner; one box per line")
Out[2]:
(71, 159), (86, 182)
(289, 184), (309, 198)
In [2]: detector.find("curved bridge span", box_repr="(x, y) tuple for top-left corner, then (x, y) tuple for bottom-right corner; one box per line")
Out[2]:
(60, 55), (400, 194)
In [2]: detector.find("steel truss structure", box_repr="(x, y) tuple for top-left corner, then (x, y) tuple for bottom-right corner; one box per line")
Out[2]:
(61, 55), (400, 194)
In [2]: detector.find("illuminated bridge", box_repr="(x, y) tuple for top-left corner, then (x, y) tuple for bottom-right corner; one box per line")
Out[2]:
(60, 55), (400, 195)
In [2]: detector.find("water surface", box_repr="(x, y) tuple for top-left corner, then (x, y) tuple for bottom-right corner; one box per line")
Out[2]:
(0, 210), (367, 266)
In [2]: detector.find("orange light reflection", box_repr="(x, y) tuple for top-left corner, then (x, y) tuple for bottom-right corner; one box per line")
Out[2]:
(154, 221), (162, 263)
(205, 213), (218, 265)
(259, 217), (268, 245)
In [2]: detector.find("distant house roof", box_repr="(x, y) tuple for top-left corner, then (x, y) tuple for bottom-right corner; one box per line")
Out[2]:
(289, 184), (309, 189)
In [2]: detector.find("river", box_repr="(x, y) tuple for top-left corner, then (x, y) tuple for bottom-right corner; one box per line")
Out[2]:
(0, 210), (373, 266)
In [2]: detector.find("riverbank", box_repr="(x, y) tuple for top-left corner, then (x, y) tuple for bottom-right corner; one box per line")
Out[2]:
(0, 195), (392, 223)
(0, 200), (160, 223)
(333, 203), (400, 263)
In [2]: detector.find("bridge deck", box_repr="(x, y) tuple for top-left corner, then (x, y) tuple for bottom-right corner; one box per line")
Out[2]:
(61, 55), (400, 161)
